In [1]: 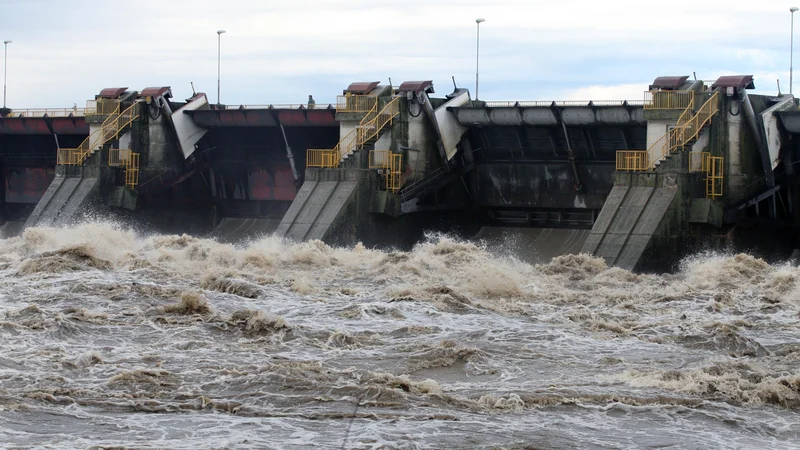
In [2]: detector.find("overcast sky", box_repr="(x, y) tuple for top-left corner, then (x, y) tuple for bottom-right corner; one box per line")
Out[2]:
(0, 0), (792, 108)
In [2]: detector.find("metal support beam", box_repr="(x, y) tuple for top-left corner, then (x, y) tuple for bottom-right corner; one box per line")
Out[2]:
(558, 112), (583, 192)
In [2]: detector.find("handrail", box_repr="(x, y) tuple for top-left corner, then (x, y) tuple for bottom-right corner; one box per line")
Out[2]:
(336, 94), (377, 113)
(644, 90), (694, 110)
(643, 91), (720, 170)
(306, 97), (400, 168)
(368, 150), (403, 192)
(8, 108), (87, 117)
(616, 150), (649, 171)
(689, 152), (711, 173)
(706, 156), (724, 198)
(58, 102), (139, 166)
(357, 96), (400, 148)
(215, 103), (335, 110)
(482, 100), (647, 108)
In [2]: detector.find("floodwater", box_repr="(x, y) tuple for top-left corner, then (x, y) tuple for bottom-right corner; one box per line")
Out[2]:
(0, 222), (798, 449)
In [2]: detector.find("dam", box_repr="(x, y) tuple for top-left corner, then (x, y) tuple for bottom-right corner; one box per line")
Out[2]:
(0, 74), (797, 271)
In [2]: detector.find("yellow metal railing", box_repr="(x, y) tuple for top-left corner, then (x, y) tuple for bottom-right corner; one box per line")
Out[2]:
(308, 96), (400, 169)
(616, 151), (649, 171)
(387, 152), (403, 192)
(108, 149), (140, 188)
(59, 103), (139, 166)
(10, 107), (87, 117)
(673, 91), (720, 152)
(357, 97), (400, 148)
(618, 91), (720, 173)
(336, 94), (378, 113)
(644, 90), (694, 110)
(125, 153), (140, 188)
(368, 150), (403, 192)
(306, 149), (339, 168)
(646, 91), (721, 170)
(86, 99), (121, 117)
(689, 152), (710, 173)
(369, 149), (391, 169)
(706, 156), (724, 198)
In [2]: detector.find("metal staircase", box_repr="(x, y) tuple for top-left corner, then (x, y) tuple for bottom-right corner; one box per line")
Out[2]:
(307, 96), (400, 168)
(57, 102), (139, 167)
(57, 102), (141, 188)
(616, 91), (724, 198)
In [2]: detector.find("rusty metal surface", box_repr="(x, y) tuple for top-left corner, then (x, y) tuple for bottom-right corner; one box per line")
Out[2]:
(186, 108), (337, 128)
(97, 87), (129, 99)
(5, 167), (55, 204)
(344, 81), (380, 95)
(140, 87), (172, 97)
(712, 75), (755, 90)
(649, 76), (689, 90)
(397, 80), (434, 95)
(0, 116), (89, 135)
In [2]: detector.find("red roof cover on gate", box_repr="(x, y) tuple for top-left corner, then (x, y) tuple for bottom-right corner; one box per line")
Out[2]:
(397, 81), (434, 95)
(140, 87), (172, 97)
(97, 87), (128, 99)
(344, 81), (380, 95)
(649, 76), (689, 90)
(711, 75), (755, 90)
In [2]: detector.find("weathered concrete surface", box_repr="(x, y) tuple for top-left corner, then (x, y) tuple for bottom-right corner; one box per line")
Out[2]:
(582, 173), (680, 271)
(210, 217), (282, 244)
(24, 174), (99, 228)
(275, 168), (361, 242)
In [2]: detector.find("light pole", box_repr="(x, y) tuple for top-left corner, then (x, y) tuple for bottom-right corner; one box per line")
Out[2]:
(475, 18), (485, 100)
(792, 8), (799, 95)
(3, 40), (11, 109)
(216, 30), (226, 105)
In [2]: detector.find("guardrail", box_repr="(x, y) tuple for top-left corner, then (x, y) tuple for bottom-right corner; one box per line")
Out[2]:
(86, 99), (122, 116)
(482, 100), (645, 108)
(369, 149), (391, 169)
(306, 149), (339, 168)
(336, 94), (377, 113)
(689, 152), (710, 173)
(368, 150), (403, 192)
(7, 108), (87, 117)
(706, 156), (723, 198)
(212, 103), (336, 110)
(357, 97), (400, 147)
(616, 151), (649, 171)
(644, 90), (694, 110)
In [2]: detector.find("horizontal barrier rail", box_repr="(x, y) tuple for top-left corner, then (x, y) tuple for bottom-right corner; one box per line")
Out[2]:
(689, 152), (710, 173)
(644, 90), (694, 110)
(8, 108), (87, 117)
(482, 100), (646, 108)
(336, 95), (378, 113)
(86, 99), (121, 116)
(616, 150), (649, 171)
(214, 103), (335, 110)
(306, 149), (339, 168)
(368, 150), (391, 169)
(357, 97), (400, 148)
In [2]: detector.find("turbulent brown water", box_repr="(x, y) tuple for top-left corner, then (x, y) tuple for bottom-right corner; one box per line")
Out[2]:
(0, 222), (799, 449)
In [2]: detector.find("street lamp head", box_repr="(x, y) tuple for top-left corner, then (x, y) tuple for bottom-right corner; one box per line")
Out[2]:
(3, 40), (11, 45)
(476, 18), (485, 24)
(792, 7), (799, 12)
(217, 30), (226, 35)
